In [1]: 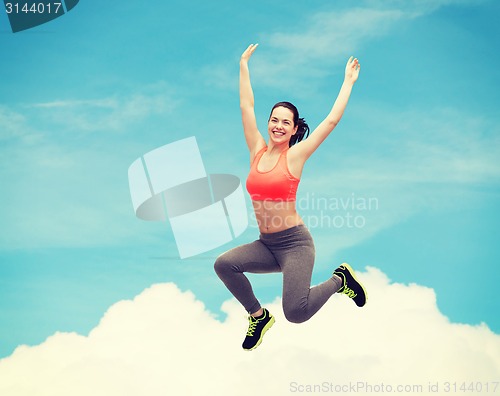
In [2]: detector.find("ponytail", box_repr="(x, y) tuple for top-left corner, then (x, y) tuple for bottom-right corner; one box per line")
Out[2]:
(289, 117), (310, 147)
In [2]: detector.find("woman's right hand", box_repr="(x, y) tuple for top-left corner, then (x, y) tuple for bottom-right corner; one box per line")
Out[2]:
(241, 43), (258, 63)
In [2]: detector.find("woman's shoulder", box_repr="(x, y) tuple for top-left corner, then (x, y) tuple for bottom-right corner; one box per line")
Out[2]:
(250, 143), (267, 165)
(285, 143), (308, 179)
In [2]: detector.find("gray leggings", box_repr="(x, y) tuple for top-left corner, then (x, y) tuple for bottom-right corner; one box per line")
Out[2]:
(214, 225), (342, 323)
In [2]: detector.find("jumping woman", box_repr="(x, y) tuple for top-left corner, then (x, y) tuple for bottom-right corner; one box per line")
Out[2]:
(214, 44), (367, 351)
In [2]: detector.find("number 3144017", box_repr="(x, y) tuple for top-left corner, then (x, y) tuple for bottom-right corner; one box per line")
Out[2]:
(5, 2), (63, 14)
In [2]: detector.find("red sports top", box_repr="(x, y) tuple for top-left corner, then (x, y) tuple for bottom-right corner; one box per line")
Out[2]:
(246, 146), (300, 201)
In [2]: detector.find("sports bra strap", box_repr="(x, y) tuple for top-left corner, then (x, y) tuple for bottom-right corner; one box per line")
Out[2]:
(251, 146), (267, 165)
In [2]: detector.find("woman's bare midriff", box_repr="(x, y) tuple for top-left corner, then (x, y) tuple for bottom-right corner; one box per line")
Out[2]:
(252, 200), (304, 234)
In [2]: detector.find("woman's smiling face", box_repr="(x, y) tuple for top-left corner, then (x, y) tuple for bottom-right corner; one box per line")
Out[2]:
(268, 106), (297, 144)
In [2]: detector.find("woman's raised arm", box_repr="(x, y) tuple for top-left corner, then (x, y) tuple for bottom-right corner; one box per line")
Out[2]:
(240, 44), (265, 156)
(292, 56), (361, 160)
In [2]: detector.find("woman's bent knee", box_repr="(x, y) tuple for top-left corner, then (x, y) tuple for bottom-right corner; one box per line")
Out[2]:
(213, 255), (226, 275)
(214, 252), (235, 276)
(283, 306), (308, 324)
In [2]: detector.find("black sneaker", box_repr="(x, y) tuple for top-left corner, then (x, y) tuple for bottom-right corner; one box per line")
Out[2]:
(242, 308), (275, 351)
(334, 263), (368, 307)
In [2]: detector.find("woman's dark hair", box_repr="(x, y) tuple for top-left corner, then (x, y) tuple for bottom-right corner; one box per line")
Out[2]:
(269, 101), (310, 147)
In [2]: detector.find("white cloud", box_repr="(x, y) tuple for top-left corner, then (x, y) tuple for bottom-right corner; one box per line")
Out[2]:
(266, 8), (405, 60)
(0, 105), (43, 144)
(30, 98), (118, 109)
(0, 105), (25, 139)
(25, 82), (180, 133)
(362, 0), (486, 15)
(0, 268), (498, 396)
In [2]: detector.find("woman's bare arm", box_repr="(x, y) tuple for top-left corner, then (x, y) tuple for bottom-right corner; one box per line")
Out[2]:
(240, 44), (266, 158)
(291, 56), (361, 161)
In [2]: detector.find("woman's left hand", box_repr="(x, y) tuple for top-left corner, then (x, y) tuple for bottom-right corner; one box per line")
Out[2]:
(345, 56), (360, 84)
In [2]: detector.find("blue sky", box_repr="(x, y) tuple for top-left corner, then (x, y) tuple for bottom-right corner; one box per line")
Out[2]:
(0, 0), (499, 363)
